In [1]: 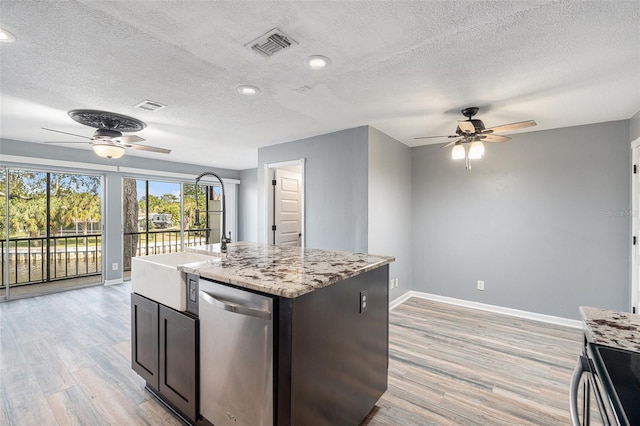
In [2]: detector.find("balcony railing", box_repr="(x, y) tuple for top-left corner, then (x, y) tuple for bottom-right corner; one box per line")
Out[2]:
(0, 229), (212, 289)
(123, 228), (211, 270)
(1, 234), (102, 287)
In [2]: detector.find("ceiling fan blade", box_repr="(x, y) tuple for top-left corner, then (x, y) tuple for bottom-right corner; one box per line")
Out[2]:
(457, 120), (475, 133)
(43, 141), (91, 144)
(441, 138), (463, 148)
(482, 134), (512, 143)
(483, 120), (537, 134)
(414, 135), (458, 140)
(126, 144), (171, 154)
(42, 127), (92, 140)
(114, 135), (145, 144)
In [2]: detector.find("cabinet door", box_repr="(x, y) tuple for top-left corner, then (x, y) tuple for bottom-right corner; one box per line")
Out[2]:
(131, 293), (159, 390)
(159, 304), (198, 423)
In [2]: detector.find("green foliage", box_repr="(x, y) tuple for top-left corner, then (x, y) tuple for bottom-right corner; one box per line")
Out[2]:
(140, 193), (178, 230)
(136, 182), (205, 231)
(0, 170), (101, 238)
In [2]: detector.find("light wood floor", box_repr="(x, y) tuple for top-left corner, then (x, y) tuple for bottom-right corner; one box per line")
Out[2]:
(363, 298), (583, 425)
(0, 283), (583, 425)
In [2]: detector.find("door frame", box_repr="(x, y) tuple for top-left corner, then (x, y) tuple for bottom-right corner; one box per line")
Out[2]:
(263, 159), (305, 248)
(631, 137), (640, 314)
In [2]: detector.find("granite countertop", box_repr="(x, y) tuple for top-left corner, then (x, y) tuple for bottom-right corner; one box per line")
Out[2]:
(178, 241), (395, 298)
(580, 306), (640, 352)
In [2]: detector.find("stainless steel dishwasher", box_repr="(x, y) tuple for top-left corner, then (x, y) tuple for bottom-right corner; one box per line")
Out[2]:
(199, 279), (274, 426)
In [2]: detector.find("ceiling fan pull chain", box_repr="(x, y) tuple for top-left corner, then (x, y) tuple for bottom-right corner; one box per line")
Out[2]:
(465, 144), (471, 170)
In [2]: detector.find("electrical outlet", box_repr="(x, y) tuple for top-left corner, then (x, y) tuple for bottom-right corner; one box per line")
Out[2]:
(112, 262), (118, 271)
(395, 278), (399, 288)
(360, 290), (368, 313)
(477, 280), (484, 291)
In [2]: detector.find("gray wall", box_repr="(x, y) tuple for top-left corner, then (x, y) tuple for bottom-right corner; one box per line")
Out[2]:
(104, 172), (123, 282)
(2, 138), (238, 283)
(631, 110), (640, 142)
(368, 127), (412, 300)
(238, 168), (258, 242)
(257, 127), (369, 252)
(411, 121), (631, 320)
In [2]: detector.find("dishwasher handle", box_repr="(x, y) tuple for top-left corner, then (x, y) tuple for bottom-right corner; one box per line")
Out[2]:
(200, 290), (272, 321)
(570, 355), (590, 426)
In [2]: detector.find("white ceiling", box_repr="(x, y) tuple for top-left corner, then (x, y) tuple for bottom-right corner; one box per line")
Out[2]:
(1, 1), (639, 170)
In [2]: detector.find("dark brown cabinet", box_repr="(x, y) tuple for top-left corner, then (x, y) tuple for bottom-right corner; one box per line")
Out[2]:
(131, 293), (198, 424)
(159, 304), (198, 422)
(131, 293), (159, 390)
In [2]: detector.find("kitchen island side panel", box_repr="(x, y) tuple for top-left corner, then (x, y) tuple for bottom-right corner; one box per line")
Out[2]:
(289, 265), (389, 425)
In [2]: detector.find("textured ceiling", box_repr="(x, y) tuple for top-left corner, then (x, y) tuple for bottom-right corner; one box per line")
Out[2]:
(1, 1), (639, 170)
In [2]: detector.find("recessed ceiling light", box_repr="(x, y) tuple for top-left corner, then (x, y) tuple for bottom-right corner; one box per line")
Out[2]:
(236, 85), (261, 96)
(0, 28), (16, 43)
(305, 55), (331, 70)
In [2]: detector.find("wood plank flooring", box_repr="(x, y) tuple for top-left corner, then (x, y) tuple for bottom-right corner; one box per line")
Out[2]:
(362, 298), (583, 425)
(1, 284), (583, 425)
(0, 282), (181, 426)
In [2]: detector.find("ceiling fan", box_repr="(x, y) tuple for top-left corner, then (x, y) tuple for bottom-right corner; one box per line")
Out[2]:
(43, 109), (171, 159)
(415, 107), (536, 170)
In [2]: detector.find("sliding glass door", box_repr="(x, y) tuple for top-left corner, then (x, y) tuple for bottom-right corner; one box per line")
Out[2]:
(122, 178), (222, 280)
(0, 167), (103, 299)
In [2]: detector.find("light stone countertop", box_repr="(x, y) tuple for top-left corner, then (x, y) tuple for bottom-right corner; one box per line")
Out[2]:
(580, 306), (640, 352)
(178, 241), (395, 298)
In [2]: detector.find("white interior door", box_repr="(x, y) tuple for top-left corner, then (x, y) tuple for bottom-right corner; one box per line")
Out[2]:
(274, 168), (301, 246)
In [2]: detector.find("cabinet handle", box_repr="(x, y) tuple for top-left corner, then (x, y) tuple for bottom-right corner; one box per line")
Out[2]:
(200, 290), (272, 321)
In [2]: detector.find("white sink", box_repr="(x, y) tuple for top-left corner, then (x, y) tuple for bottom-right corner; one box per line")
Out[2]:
(131, 252), (220, 311)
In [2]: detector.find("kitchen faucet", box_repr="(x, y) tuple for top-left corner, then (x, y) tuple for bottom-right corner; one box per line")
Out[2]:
(194, 171), (231, 253)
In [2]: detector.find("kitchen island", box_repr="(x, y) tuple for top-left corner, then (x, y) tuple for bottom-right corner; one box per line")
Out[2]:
(131, 242), (394, 426)
(571, 307), (640, 425)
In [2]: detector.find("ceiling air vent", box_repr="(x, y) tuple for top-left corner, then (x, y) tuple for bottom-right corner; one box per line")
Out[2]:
(246, 28), (297, 58)
(135, 100), (166, 112)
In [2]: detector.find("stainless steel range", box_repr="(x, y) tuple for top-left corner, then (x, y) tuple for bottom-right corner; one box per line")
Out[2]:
(570, 343), (640, 425)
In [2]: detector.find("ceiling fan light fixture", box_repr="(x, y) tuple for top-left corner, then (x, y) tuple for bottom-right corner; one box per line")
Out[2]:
(451, 144), (465, 160)
(93, 143), (125, 159)
(469, 141), (485, 159)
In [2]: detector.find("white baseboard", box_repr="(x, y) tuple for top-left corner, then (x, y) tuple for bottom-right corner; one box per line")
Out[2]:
(390, 290), (582, 329)
(104, 278), (124, 286)
(389, 291), (413, 310)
